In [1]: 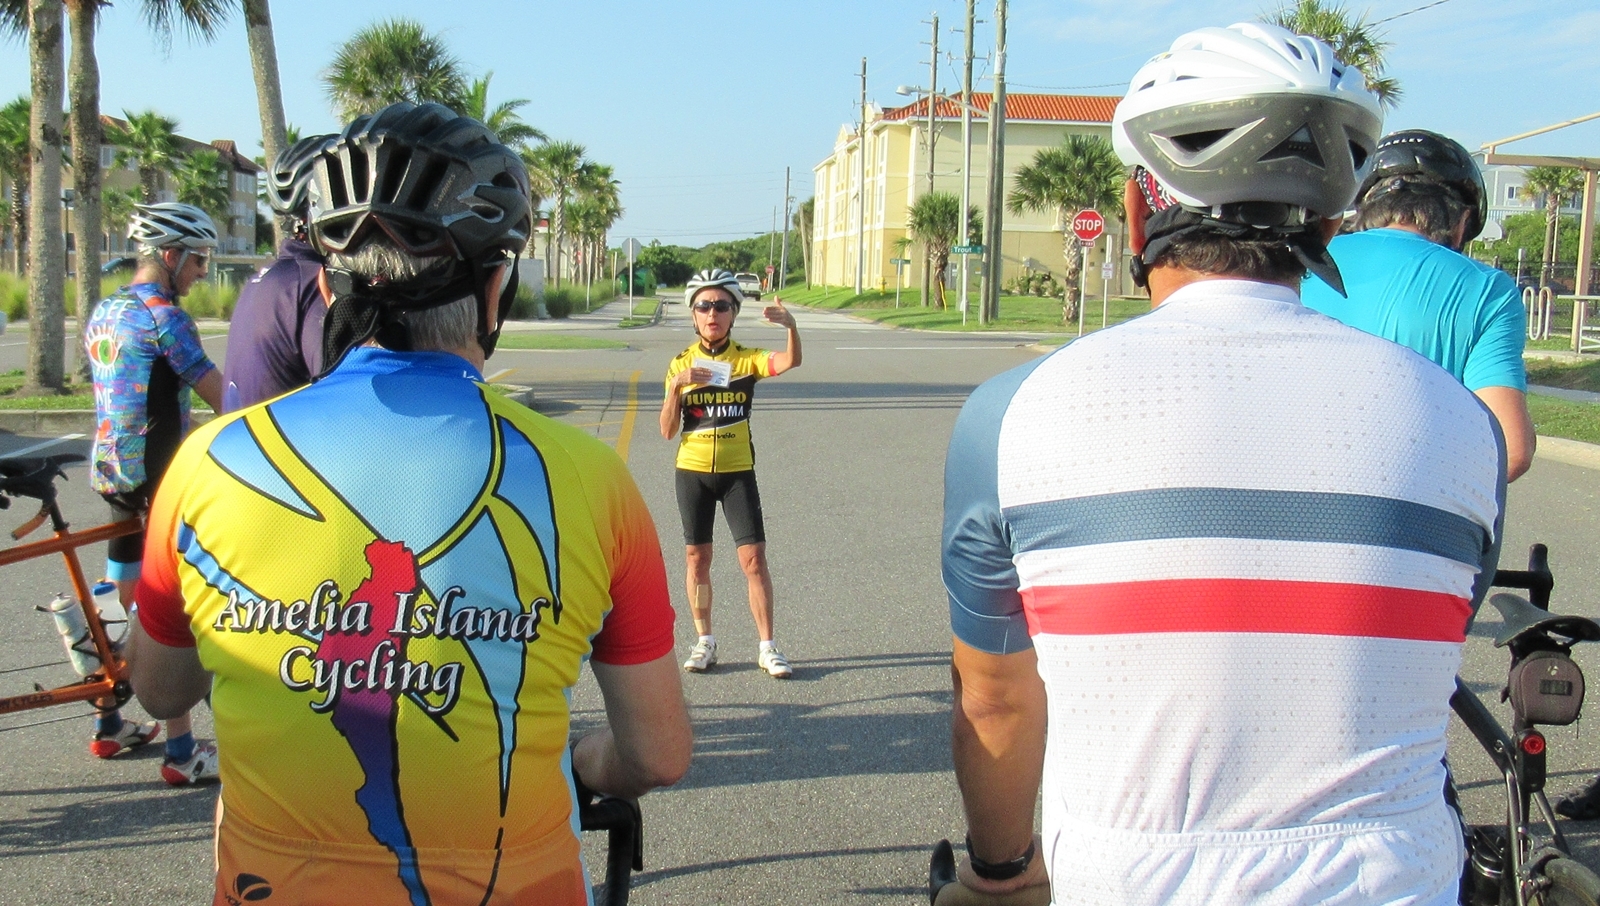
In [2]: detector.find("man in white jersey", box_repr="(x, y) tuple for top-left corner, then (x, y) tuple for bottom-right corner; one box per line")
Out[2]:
(939, 22), (1505, 906)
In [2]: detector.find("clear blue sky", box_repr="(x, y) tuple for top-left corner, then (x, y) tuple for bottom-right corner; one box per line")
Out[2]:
(2, 0), (1596, 248)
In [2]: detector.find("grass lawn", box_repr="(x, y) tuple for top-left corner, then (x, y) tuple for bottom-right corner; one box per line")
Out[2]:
(776, 283), (1149, 334)
(1530, 394), (1600, 445)
(1526, 358), (1600, 393)
(495, 335), (628, 350)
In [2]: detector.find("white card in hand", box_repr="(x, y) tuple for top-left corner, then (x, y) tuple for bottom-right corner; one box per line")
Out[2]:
(694, 358), (732, 387)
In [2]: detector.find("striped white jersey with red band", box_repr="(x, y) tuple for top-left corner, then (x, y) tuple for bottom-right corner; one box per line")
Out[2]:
(943, 279), (1506, 906)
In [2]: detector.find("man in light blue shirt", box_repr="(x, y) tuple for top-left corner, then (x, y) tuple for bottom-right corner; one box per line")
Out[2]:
(1303, 130), (1534, 480)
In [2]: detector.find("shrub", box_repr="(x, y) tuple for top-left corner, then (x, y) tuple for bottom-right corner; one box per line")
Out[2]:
(0, 272), (238, 321)
(1006, 271), (1063, 298)
(508, 285), (538, 320)
(543, 287), (579, 319)
(178, 281), (240, 319)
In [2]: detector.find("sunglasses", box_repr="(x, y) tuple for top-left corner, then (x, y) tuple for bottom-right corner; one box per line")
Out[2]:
(692, 300), (734, 313)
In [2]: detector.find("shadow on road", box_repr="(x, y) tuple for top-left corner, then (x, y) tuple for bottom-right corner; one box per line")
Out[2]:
(0, 781), (216, 856)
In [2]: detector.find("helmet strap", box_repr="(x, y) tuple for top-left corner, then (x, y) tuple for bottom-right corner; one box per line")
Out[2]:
(476, 253), (519, 358)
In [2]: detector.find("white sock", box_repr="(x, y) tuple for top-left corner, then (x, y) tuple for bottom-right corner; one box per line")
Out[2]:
(699, 634), (715, 645)
(760, 640), (776, 652)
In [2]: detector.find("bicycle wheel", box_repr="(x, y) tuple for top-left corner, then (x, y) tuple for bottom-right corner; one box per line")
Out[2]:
(1533, 857), (1600, 906)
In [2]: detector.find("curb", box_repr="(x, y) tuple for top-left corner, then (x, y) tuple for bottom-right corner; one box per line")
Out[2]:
(0, 389), (536, 436)
(1528, 384), (1600, 404)
(1534, 435), (1600, 472)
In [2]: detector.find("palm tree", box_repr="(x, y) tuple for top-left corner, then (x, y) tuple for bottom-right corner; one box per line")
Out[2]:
(1266, 0), (1400, 108)
(572, 162), (620, 286)
(523, 141), (587, 289)
(459, 72), (546, 149)
(24, 0), (67, 392)
(244, 0), (288, 247)
(1522, 166), (1586, 288)
(794, 197), (814, 288)
(0, 96), (29, 274)
(174, 148), (231, 226)
(107, 109), (182, 203)
(323, 18), (469, 121)
(905, 192), (981, 308)
(1008, 133), (1125, 322)
(101, 184), (138, 252)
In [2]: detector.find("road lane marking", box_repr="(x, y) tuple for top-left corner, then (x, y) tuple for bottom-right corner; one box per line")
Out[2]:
(485, 368), (514, 382)
(2, 433), (86, 459)
(614, 371), (641, 463)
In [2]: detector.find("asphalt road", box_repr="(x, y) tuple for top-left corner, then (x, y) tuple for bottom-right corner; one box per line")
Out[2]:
(1, 297), (1599, 904)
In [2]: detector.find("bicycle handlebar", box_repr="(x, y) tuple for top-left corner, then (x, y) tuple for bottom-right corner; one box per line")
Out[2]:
(0, 453), (85, 505)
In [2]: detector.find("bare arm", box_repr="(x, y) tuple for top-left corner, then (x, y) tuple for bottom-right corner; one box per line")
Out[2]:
(950, 637), (1050, 894)
(659, 367), (709, 440)
(765, 300), (802, 374)
(573, 652), (692, 799)
(126, 619), (212, 719)
(1475, 386), (1535, 482)
(191, 367), (224, 413)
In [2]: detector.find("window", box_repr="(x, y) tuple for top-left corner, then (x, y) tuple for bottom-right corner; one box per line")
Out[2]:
(1508, 185), (1521, 201)
(100, 146), (115, 168)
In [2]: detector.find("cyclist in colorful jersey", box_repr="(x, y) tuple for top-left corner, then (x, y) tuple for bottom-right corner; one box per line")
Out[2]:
(125, 102), (691, 906)
(85, 201), (224, 783)
(940, 23), (1504, 906)
(221, 133), (335, 412)
(659, 268), (801, 678)
(1301, 130), (1535, 480)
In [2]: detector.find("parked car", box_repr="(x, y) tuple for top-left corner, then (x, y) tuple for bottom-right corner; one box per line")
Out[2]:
(102, 256), (137, 277)
(734, 272), (762, 301)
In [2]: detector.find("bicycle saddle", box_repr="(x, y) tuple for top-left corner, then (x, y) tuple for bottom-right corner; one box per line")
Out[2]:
(0, 453), (84, 501)
(1490, 593), (1600, 648)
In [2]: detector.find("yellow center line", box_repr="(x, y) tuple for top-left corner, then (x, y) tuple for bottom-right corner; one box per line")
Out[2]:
(485, 368), (513, 382)
(614, 370), (642, 463)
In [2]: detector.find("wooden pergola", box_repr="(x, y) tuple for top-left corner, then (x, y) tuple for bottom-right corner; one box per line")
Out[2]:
(1482, 111), (1600, 296)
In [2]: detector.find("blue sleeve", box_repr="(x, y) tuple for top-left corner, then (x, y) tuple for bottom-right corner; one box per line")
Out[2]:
(1462, 270), (1526, 392)
(943, 357), (1044, 654)
(153, 305), (216, 386)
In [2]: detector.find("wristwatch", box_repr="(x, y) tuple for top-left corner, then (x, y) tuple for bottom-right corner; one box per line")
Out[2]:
(966, 834), (1035, 881)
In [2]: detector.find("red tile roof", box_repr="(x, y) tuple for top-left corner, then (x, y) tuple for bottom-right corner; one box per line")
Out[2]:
(881, 93), (1118, 124)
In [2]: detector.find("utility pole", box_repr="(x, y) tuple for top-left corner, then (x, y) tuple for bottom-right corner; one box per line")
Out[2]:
(780, 166), (792, 292)
(855, 56), (868, 296)
(921, 12), (939, 308)
(980, 0), (1008, 322)
(770, 206), (777, 289)
(960, 0), (976, 324)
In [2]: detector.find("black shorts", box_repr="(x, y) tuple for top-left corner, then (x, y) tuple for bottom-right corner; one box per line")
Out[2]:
(675, 469), (766, 547)
(102, 485), (151, 566)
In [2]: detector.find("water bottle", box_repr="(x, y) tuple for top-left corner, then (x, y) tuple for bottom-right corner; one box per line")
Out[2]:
(37, 583), (127, 677)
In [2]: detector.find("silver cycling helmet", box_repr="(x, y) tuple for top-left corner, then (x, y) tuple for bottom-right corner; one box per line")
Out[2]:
(685, 269), (745, 308)
(1112, 21), (1383, 219)
(128, 202), (219, 252)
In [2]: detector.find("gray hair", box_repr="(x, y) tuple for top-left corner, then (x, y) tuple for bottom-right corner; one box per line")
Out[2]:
(1353, 178), (1469, 246)
(326, 240), (479, 353)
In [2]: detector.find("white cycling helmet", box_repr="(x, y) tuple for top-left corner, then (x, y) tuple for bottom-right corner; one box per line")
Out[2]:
(685, 269), (745, 308)
(1112, 21), (1383, 219)
(129, 202), (219, 252)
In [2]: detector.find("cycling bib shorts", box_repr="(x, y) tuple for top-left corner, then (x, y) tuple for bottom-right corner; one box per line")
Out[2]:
(675, 468), (766, 546)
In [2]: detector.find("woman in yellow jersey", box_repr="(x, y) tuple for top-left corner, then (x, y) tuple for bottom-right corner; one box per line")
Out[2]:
(660, 269), (803, 678)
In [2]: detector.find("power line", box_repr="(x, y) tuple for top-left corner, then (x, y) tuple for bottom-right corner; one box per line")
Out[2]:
(1007, 81), (1125, 91)
(1373, 0), (1456, 25)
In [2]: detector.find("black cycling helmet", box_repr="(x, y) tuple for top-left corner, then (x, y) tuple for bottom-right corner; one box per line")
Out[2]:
(266, 133), (336, 218)
(1356, 130), (1487, 242)
(305, 102), (532, 365)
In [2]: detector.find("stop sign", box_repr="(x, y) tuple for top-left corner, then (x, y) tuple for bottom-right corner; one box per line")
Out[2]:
(1072, 209), (1105, 242)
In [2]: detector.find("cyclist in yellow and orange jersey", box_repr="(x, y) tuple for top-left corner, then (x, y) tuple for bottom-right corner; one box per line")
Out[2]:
(659, 269), (801, 678)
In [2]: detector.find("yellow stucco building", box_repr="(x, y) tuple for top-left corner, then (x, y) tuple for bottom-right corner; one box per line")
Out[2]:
(811, 93), (1127, 301)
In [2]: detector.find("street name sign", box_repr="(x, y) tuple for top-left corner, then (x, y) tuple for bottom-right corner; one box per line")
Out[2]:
(952, 244), (984, 255)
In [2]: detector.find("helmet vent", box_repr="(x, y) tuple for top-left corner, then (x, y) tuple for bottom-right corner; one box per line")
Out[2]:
(1349, 141), (1368, 171)
(349, 152), (370, 204)
(1261, 126), (1324, 167)
(380, 147), (412, 204)
(326, 162), (349, 209)
(1170, 129), (1233, 154)
(1285, 42), (1303, 61)
(412, 158), (449, 209)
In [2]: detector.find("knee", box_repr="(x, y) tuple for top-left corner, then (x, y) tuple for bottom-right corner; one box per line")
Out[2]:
(685, 546), (713, 575)
(738, 546), (768, 576)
